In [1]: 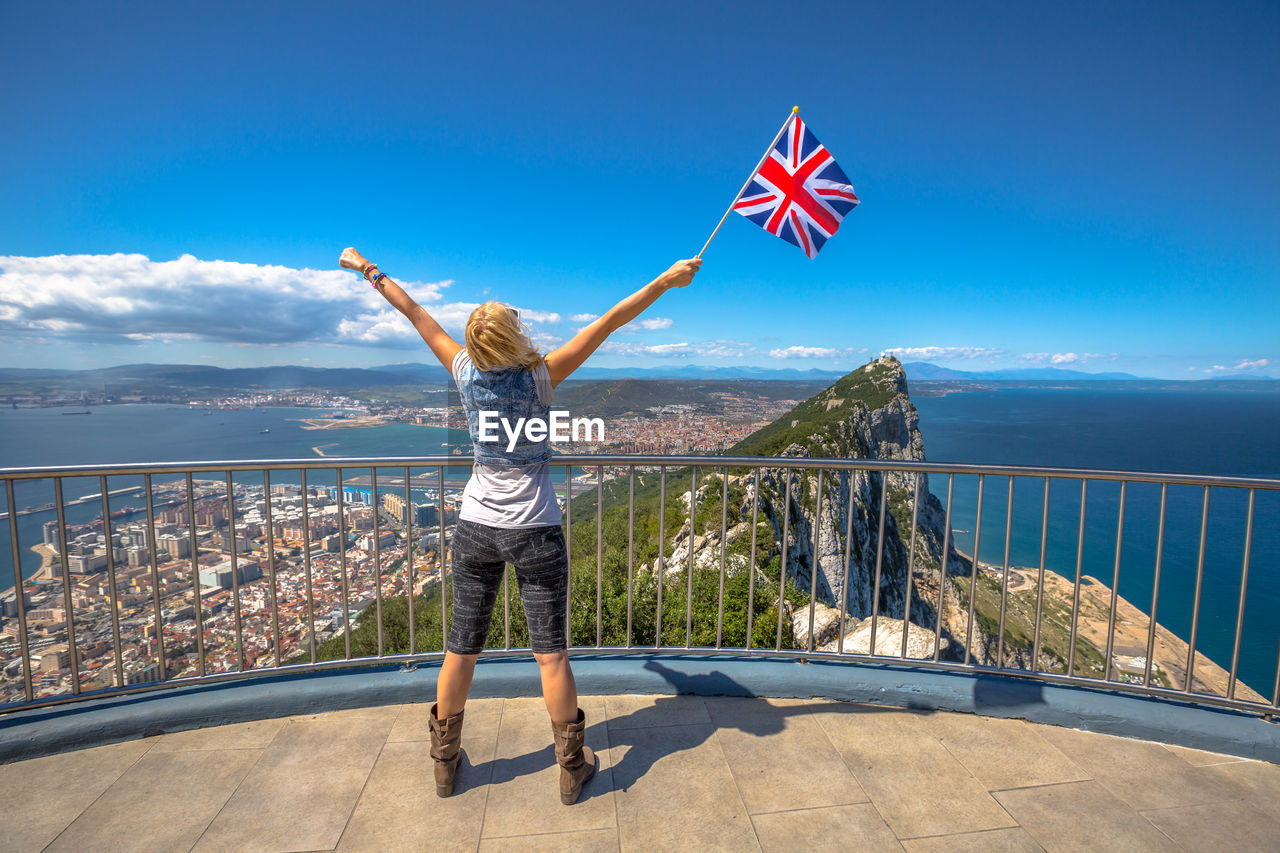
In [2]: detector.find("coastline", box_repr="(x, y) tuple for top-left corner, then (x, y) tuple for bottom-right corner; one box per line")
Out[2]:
(28, 543), (56, 583)
(291, 416), (393, 431)
(952, 545), (1268, 703)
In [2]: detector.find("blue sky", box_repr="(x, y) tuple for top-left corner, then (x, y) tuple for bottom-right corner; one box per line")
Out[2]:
(1, 1), (1276, 379)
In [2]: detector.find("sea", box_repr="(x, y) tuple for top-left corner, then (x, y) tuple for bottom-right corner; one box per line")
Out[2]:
(1, 387), (1278, 696)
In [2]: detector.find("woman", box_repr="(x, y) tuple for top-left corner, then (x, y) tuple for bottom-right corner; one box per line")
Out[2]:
(338, 247), (700, 804)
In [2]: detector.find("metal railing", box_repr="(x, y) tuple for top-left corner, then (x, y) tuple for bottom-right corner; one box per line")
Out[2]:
(2, 455), (1278, 718)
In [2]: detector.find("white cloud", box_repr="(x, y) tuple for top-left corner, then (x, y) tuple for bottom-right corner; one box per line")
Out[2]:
(638, 317), (673, 330)
(570, 313), (599, 324)
(513, 308), (561, 324)
(1018, 352), (1106, 366)
(882, 346), (1003, 361)
(1204, 358), (1270, 373)
(769, 345), (863, 360)
(600, 339), (756, 359)
(0, 253), (591, 353)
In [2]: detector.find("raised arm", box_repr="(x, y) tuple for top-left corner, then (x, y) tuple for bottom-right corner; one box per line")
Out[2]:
(544, 258), (701, 387)
(339, 247), (462, 371)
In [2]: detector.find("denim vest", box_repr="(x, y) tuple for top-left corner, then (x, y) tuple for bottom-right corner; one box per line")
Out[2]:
(454, 349), (553, 466)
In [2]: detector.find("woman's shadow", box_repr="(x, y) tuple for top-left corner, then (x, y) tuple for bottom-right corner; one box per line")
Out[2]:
(481, 659), (903, 801)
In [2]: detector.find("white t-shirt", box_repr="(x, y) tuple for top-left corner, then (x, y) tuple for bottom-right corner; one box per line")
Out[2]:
(452, 349), (563, 528)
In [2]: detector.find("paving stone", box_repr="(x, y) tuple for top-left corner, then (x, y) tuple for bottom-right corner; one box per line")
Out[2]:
(191, 708), (395, 852)
(993, 781), (1175, 852)
(0, 738), (153, 853)
(479, 827), (619, 852)
(613, 722), (759, 852)
(1034, 725), (1242, 811)
(751, 803), (901, 852)
(45, 748), (260, 853)
(479, 696), (616, 839)
(813, 704), (1016, 839)
(145, 717), (287, 752)
(388, 697), (503, 742)
(1161, 742), (1250, 767)
(901, 827), (1044, 852)
(1196, 759), (1280, 824)
(605, 693), (711, 730)
(1141, 799), (1280, 852)
(929, 713), (1088, 791)
(704, 696), (868, 814)
(336, 741), (492, 852)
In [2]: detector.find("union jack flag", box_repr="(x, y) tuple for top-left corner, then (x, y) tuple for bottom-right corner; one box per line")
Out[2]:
(732, 116), (858, 258)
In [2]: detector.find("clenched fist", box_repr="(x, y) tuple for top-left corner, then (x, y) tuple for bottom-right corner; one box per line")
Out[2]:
(339, 247), (371, 274)
(659, 258), (702, 289)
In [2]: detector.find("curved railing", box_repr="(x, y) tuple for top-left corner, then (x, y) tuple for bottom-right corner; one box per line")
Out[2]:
(2, 454), (1278, 719)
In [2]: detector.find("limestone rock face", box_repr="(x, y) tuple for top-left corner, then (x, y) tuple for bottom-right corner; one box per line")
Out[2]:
(642, 355), (992, 663)
(831, 616), (947, 659)
(791, 602), (846, 650)
(741, 357), (974, 657)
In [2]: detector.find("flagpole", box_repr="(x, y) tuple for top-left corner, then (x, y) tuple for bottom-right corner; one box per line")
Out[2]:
(695, 106), (799, 260)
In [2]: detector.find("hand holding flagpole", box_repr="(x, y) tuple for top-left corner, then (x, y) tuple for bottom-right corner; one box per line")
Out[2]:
(695, 106), (800, 260)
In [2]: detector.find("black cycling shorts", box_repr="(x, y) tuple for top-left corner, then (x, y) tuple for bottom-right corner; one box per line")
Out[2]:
(446, 517), (569, 654)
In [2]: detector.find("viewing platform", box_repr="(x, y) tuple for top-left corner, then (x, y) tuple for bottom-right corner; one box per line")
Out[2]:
(5, 685), (1280, 852)
(2, 454), (1279, 851)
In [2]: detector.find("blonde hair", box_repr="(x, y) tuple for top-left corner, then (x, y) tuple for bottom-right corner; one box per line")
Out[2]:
(465, 301), (543, 372)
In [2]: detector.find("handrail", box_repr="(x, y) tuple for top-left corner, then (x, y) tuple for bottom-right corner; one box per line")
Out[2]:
(3, 454), (1280, 490)
(2, 454), (1277, 721)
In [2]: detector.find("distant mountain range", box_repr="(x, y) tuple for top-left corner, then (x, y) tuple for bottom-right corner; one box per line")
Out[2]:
(0, 360), (1274, 389)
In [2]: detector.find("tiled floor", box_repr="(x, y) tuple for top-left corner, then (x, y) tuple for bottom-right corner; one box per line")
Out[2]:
(3, 695), (1279, 852)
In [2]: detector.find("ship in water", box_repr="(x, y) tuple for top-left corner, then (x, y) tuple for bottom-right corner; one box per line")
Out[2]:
(259, 428), (271, 434)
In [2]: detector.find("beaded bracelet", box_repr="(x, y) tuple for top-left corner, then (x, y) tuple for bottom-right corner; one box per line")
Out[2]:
(370, 272), (387, 288)
(362, 263), (379, 280)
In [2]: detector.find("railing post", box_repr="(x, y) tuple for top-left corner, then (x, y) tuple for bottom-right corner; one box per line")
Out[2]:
(1143, 484), (1168, 689)
(869, 473), (889, 656)
(224, 473), (245, 671)
(626, 466), (635, 649)
(300, 469), (317, 665)
(807, 469), (824, 653)
(1104, 481), (1127, 682)
(371, 468), (384, 658)
(964, 474), (985, 667)
(686, 465), (697, 649)
(996, 476), (1013, 669)
(404, 466), (415, 657)
(1031, 477), (1050, 672)
(143, 473), (166, 682)
(1067, 479), (1087, 677)
(337, 469), (352, 661)
(564, 464), (572, 645)
(775, 469), (793, 651)
(1228, 489), (1256, 701)
(51, 478), (81, 693)
(185, 474), (206, 677)
(934, 473), (954, 664)
(5, 479), (34, 702)
(717, 466), (728, 650)
(1185, 486), (1210, 692)
(902, 472), (921, 661)
(747, 468), (761, 651)
(98, 476), (125, 687)
(596, 464), (604, 648)
(437, 466), (447, 650)
(656, 466), (666, 648)
(262, 470), (281, 668)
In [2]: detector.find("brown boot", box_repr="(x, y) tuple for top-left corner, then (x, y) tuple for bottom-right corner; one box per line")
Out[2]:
(551, 708), (597, 805)
(429, 702), (464, 797)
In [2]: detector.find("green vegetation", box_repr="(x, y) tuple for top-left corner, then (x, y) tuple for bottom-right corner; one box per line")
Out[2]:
(728, 358), (903, 458)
